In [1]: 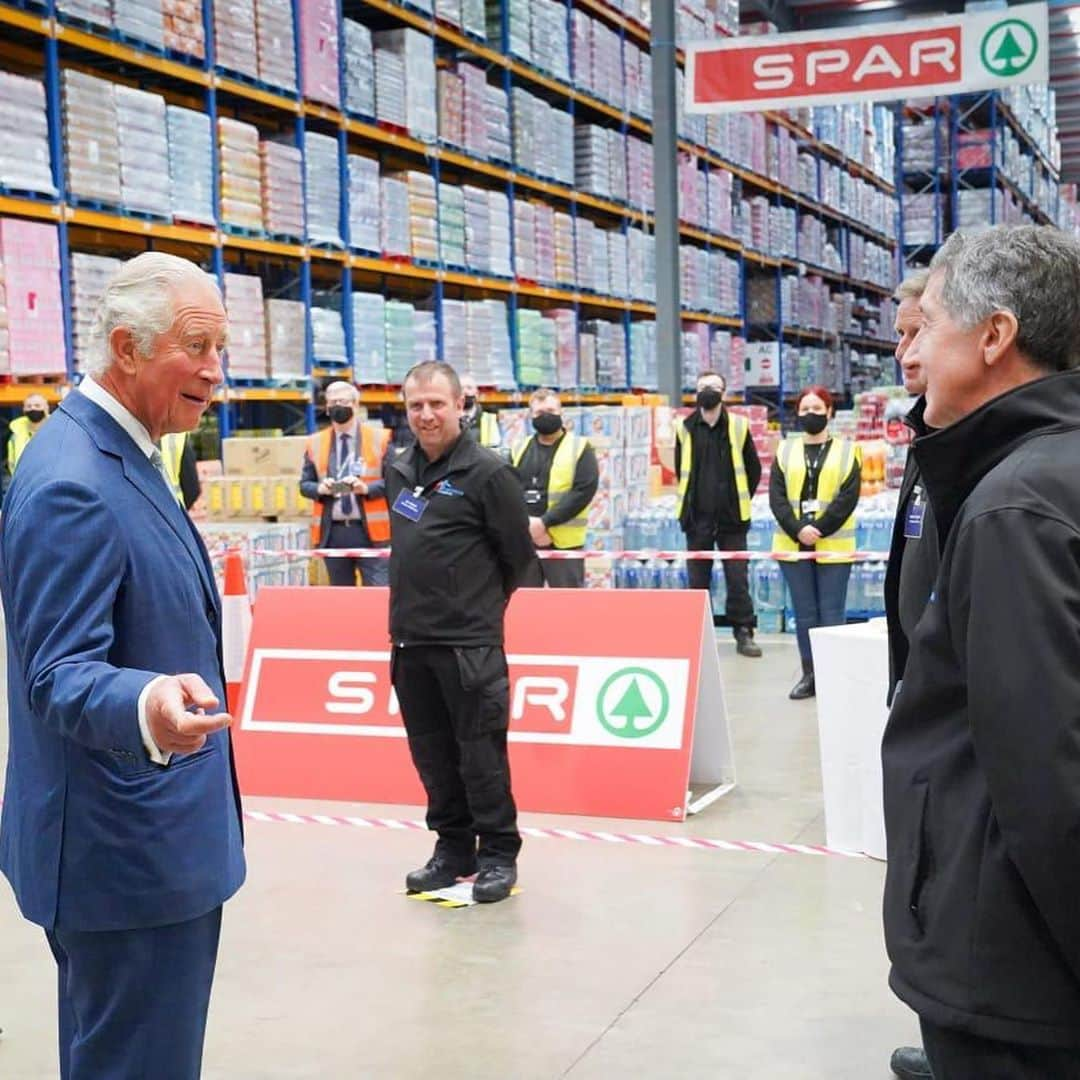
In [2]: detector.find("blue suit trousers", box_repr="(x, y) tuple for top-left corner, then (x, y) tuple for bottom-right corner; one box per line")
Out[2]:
(46, 906), (222, 1080)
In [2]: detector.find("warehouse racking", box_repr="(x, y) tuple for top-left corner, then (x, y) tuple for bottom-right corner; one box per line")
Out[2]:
(0, 0), (960, 439)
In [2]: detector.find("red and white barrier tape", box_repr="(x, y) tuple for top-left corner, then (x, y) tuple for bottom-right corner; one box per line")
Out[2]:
(242, 807), (866, 858)
(212, 546), (891, 563)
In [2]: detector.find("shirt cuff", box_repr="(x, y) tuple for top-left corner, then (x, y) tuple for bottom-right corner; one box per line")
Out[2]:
(138, 675), (172, 766)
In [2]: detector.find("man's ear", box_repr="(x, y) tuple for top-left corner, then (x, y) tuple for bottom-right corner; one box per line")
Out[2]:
(982, 310), (1020, 370)
(110, 326), (139, 375)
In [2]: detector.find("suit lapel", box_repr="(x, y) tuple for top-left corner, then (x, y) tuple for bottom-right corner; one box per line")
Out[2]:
(61, 394), (220, 614)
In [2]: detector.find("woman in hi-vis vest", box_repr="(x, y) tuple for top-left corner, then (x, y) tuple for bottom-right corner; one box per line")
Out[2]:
(770, 385), (862, 700)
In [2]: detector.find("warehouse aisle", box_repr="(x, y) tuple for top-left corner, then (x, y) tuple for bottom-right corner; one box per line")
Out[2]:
(0, 629), (917, 1079)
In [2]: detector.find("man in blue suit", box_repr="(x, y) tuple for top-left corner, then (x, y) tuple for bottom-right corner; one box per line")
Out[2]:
(0, 251), (246, 1079)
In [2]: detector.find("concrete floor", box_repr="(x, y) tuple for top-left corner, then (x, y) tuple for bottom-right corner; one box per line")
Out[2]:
(0, 632), (919, 1079)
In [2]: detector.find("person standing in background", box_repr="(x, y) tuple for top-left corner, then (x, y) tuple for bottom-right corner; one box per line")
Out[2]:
(159, 431), (201, 510)
(512, 388), (599, 588)
(386, 361), (535, 904)
(5, 393), (50, 485)
(770, 386), (861, 699)
(300, 380), (392, 587)
(459, 373), (501, 449)
(675, 371), (763, 657)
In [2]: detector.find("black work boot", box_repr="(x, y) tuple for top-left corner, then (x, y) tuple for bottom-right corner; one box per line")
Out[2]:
(789, 658), (815, 700)
(734, 627), (762, 658)
(405, 854), (478, 893)
(472, 864), (517, 903)
(889, 1046), (933, 1079)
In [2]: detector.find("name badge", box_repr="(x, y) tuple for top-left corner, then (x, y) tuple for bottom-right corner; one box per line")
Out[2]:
(904, 489), (925, 540)
(524, 487), (544, 508)
(800, 499), (821, 518)
(392, 488), (428, 522)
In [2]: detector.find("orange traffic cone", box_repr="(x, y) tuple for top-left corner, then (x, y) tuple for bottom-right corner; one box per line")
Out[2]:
(221, 546), (252, 714)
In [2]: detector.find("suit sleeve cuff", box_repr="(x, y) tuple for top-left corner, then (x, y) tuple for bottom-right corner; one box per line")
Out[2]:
(138, 675), (172, 766)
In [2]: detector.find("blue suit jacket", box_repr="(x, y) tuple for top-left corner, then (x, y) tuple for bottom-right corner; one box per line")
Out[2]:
(0, 392), (245, 931)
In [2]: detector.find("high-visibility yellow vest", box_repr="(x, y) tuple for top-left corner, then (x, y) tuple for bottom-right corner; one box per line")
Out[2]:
(772, 436), (860, 562)
(478, 411), (499, 448)
(308, 424), (392, 543)
(512, 432), (589, 549)
(7, 415), (36, 476)
(160, 432), (187, 505)
(674, 412), (752, 523)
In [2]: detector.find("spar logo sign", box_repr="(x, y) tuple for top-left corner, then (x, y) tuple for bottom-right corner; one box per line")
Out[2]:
(686, 1), (1048, 114)
(241, 650), (688, 750)
(980, 18), (1038, 78)
(596, 667), (670, 740)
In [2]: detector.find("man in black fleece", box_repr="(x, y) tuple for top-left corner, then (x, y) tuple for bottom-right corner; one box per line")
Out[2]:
(882, 224), (1080, 1078)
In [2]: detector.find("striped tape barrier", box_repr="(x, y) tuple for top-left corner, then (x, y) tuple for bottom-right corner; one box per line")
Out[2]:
(242, 808), (867, 859)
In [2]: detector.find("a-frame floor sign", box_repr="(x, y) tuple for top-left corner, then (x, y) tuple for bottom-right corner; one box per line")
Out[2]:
(686, 606), (737, 815)
(234, 587), (738, 822)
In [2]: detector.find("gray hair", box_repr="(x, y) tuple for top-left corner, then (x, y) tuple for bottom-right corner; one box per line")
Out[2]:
(894, 270), (929, 302)
(324, 380), (359, 402)
(930, 225), (1080, 373)
(87, 252), (219, 377)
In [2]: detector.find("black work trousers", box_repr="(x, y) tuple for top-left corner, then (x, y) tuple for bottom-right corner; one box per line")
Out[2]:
(920, 1018), (1080, 1079)
(520, 550), (585, 588)
(685, 523), (756, 631)
(391, 644), (521, 866)
(324, 522), (389, 587)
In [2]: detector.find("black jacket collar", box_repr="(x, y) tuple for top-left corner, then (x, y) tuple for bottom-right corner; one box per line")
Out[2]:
(683, 408), (728, 433)
(391, 432), (477, 483)
(913, 370), (1080, 544)
(904, 395), (931, 439)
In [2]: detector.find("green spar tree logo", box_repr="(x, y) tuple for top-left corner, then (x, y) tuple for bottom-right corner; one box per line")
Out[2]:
(597, 667), (670, 739)
(980, 18), (1038, 78)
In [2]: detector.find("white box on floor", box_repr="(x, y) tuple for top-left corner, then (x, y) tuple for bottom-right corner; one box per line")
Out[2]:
(810, 619), (889, 860)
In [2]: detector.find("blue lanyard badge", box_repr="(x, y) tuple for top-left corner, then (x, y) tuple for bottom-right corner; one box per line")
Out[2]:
(393, 486), (428, 522)
(904, 487), (925, 540)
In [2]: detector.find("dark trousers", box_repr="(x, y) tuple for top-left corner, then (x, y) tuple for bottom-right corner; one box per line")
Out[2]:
(391, 644), (521, 866)
(46, 906), (222, 1080)
(920, 1018), (1080, 1079)
(520, 549), (585, 588)
(324, 521), (389, 587)
(779, 560), (851, 662)
(685, 524), (755, 631)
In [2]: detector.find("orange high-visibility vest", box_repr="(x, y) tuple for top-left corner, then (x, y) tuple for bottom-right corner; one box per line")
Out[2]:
(308, 424), (391, 542)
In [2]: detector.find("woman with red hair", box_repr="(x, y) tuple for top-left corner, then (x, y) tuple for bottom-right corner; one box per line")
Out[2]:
(770, 386), (862, 699)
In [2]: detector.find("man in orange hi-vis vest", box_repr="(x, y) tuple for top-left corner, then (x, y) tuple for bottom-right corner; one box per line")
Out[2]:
(299, 381), (392, 586)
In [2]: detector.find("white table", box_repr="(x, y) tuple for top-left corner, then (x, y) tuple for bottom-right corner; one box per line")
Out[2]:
(809, 620), (890, 860)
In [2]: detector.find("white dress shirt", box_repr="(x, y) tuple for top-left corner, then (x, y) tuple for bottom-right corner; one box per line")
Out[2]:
(79, 376), (174, 765)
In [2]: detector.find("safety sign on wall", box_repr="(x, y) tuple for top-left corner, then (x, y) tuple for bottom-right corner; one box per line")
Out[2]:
(686, 2), (1048, 114)
(233, 587), (736, 821)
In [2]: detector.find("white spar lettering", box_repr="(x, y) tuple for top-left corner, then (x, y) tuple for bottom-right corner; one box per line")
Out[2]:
(511, 677), (570, 723)
(751, 52), (794, 92)
(752, 37), (957, 93)
(807, 48), (848, 86)
(325, 671), (399, 716)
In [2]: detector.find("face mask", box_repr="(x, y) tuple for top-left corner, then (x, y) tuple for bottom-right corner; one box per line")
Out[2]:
(799, 412), (828, 436)
(25, 409), (46, 424)
(696, 388), (723, 411)
(463, 395), (477, 410)
(532, 412), (563, 436)
(329, 405), (354, 425)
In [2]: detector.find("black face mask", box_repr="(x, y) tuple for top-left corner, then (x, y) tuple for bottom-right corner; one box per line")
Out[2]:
(799, 412), (828, 436)
(463, 395), (477, 410)
(24, 409), (46, 424)
(328, 405), (354, 425)
(696, 389), (723, 411)
(532, 412), (563, 436)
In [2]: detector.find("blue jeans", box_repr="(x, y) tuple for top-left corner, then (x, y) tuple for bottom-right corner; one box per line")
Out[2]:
(779, 560), (851, 663)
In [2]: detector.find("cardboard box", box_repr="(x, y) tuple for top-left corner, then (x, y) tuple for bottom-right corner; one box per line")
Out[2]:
(222, 434), (309, 477)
